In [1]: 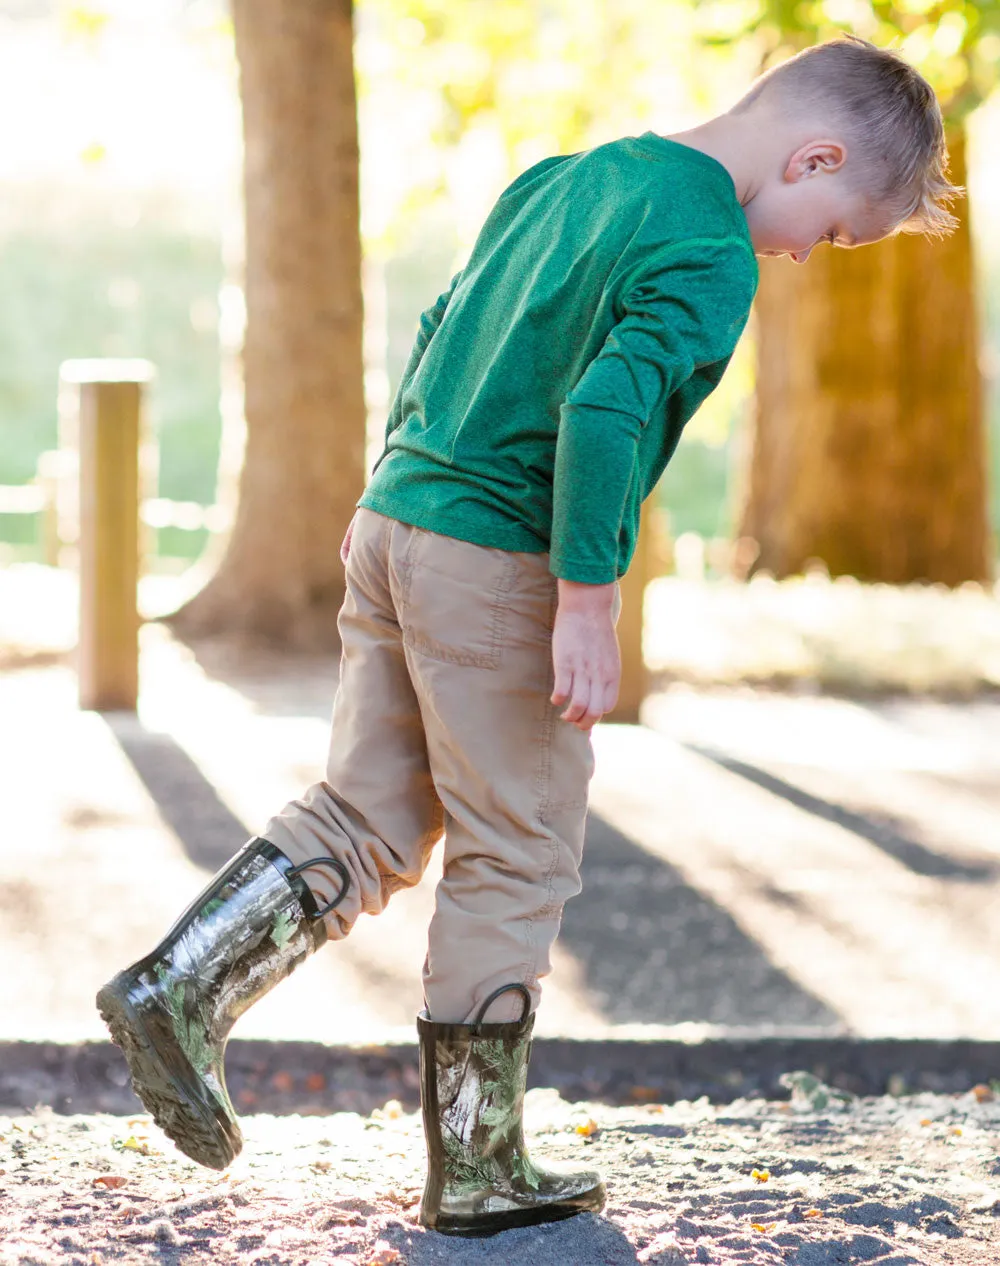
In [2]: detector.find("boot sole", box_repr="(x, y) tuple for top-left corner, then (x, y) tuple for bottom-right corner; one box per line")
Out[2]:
(96, 976), (240, 1171)
(425, 1183), (606, 1237)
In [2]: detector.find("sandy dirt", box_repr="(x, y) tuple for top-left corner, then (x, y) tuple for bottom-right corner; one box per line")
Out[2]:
(2, 1087), (999, 1265)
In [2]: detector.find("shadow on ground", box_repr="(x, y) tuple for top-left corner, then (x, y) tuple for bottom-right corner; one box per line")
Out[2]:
(687, 742), (999, 884)
(563, 813), (840, 1029)
(377, 1213), (641, 1264)
(104, 712), (839, 1030)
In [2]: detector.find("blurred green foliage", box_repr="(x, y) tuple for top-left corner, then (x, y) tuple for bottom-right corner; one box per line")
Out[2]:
(696, 0), (1000, 122)
(0, 218), (222, 558)
(362, 0), (681, 164)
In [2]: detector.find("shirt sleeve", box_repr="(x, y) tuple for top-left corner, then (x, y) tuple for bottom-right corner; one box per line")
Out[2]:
(371, 271), (462, 473)
(549, 238), (755, 584)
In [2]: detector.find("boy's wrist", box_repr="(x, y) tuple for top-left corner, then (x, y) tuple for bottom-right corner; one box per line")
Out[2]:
(556, 578), (616, 613)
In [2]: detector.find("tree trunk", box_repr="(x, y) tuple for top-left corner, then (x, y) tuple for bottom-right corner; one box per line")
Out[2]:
(168, 0), (366, 649)
(739, 129), (991, 586)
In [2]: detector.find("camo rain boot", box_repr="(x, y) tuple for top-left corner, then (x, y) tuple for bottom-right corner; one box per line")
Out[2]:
(418, 983), (606, 1236)
(96, 838), (348, 1170)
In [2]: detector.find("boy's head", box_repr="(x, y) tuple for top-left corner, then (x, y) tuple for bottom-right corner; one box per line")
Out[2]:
(733, 35), (959, 263)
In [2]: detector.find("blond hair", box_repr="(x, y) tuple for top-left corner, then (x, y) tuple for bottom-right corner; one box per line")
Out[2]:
(735, 35), (961, 237)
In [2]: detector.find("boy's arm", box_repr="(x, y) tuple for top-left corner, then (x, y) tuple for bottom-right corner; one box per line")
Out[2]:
(549, 238), (755, 730)
(550, 238), (755, 585)
(370, 271), (463, 474)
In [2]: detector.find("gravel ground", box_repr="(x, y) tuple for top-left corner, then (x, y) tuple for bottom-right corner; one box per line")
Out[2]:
(3, 1088), (999, 1266)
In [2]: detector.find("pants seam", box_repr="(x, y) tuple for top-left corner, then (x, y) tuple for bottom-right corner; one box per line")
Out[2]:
(532, 587), (562, 927)
(398, 519), (417, 617)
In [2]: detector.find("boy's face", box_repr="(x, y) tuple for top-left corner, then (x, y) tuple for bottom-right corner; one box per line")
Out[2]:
(745, 138), (888, 264)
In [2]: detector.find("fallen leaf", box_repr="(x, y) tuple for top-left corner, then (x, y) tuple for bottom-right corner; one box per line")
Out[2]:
(311, 1160), (332, 1174)
(575, 1119), (600, 1138)
(366, 1245), (402, 1265)
(751, 1221), (776, 1232)
(751, 1168), (770, 1183)
(920, 1118), (932, 1127)
(804, 1208), (824, 1219)
(119, 1135), (151, 1155)
(952, 1127), (963, 1136)
(93, 1175), (128, 1190)
(973, 1084), (995, 1103)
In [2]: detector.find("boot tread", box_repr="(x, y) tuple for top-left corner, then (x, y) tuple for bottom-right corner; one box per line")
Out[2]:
(97, 978), (239, 1171)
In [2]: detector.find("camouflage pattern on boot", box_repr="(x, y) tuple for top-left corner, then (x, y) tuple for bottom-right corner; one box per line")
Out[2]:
(419, 985), (605, 1236)
(97, 839), (347, 1170)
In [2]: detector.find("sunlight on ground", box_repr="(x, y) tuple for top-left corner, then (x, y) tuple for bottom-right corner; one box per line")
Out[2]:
(7, 562), (1000, 695)
(644, 573), (1000, 694)
(592, 716), (1000, 1038)
(4, 564), (1000, 1042)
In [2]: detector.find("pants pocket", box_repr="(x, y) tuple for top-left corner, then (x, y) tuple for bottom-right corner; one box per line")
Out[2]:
(399, 529), (520, 669)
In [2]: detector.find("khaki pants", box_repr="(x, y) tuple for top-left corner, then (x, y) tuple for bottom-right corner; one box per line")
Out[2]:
(264, 508), (596, 1023)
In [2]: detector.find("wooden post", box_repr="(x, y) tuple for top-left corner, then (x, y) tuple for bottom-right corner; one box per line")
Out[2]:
(64, 359), (154, 712)
(607, 508), (651, 725)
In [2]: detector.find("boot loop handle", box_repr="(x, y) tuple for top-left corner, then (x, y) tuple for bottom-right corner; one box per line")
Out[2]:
(472, 982), (532, 1030)
(287, 856), (351, 920)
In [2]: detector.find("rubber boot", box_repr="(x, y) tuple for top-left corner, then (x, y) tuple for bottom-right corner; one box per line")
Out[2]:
(96, 838), (347, 1170)
(418, 983), (606, 1236)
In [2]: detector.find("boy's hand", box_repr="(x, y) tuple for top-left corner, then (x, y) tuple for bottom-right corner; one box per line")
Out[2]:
(340, 512), (357, 564)
(551, 579), (620, 731)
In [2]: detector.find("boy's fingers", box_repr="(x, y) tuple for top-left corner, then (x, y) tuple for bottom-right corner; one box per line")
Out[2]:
(583, 693), (605, 729)
(560, 690), (584, 723)
(571, 675), (616, 730)
(562, 674), (593, 724)
(564, 683), (587, 724)
(551, 666), (573, 707)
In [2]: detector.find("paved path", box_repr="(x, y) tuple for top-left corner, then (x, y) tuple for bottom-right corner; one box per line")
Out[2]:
(3, 615), (1000, 1048)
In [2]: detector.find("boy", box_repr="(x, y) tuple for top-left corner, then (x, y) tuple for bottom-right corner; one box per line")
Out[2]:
(98, 35), (956, 1238)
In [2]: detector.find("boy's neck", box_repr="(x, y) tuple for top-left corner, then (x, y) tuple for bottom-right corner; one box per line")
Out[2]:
(663, 113), (764, 207)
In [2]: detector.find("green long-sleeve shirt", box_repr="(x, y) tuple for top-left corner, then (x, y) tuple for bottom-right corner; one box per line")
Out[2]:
(360, 131), (758, 583)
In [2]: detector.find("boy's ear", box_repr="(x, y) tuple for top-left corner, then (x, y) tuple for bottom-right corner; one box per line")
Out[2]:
(784, 139), (848, 182)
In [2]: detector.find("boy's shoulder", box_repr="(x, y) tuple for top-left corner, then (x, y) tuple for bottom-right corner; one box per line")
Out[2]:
(504, 132), (749, 246)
